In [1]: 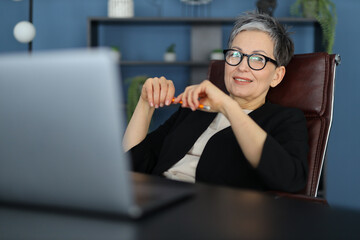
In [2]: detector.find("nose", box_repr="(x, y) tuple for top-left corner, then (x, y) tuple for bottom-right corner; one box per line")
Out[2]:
(237, 56), (250, 72)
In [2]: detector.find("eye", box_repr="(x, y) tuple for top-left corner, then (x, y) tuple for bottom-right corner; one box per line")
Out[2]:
(229, 51), (241, 58)
(249, 55), (265, 62)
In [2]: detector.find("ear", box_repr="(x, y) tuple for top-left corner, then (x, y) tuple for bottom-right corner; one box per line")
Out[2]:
(270, 66), (286, 88)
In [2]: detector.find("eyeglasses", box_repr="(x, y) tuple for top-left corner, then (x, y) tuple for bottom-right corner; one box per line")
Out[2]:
(223, 49), (278, 71)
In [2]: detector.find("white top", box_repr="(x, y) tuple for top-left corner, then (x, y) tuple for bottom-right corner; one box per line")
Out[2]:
(163, 110), (252, 183)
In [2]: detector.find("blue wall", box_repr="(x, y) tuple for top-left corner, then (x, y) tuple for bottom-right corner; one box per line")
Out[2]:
(326, 0), (360, 210)
(1, 0), (359, 210)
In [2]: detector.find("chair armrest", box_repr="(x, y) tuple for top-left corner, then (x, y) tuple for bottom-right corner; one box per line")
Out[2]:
(268, 191), (329, 206)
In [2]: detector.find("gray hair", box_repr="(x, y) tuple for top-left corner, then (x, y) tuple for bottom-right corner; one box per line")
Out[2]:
(228, 12), (294, 67)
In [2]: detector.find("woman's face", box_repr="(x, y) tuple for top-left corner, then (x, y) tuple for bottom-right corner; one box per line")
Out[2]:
(224, 30), (285, 109)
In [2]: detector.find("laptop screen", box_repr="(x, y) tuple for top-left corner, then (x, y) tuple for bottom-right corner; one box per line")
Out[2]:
(0, 48), (137, 214)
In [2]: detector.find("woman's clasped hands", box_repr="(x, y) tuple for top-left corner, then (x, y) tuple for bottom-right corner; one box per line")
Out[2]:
(141, 76), (230, 113)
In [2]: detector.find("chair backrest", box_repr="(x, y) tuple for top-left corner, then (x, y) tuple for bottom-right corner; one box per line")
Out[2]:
(207, 52), (340, 197)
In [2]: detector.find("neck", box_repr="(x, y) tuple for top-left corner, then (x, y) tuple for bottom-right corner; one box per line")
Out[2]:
(231, 95), (265, 110)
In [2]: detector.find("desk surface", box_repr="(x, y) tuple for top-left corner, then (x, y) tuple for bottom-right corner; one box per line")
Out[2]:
(1, 173), (360, 240)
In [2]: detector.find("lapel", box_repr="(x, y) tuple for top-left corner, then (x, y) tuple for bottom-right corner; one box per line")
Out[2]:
(152, 110), (217, 175)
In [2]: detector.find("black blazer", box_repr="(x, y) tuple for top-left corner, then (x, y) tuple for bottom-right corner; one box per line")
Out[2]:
(130, 102), (309, 193)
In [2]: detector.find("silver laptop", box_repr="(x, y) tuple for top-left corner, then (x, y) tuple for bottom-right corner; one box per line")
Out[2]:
(0, 48), (193, 218)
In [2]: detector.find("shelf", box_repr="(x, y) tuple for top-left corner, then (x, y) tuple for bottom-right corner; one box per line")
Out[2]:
(89, 17), (235, 24)
(88, 16), (321, 50)
(120, 61), (211, 67)
(88, 17), (318, 24)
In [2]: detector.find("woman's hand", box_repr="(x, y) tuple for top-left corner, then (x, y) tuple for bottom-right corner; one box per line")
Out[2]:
(141, 76), (176, 108)
(124, 76), (175, 151)
(175, 80), (233, 113)
(177, 80), (267, 168)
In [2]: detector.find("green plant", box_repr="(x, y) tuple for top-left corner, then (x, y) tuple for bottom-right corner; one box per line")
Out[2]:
(125, 75), (148, 122)
(166, 43), (176, 53)
(111, 46), (120, 52)
(290, 0), (337, 53)
(211, 48), (223, 53)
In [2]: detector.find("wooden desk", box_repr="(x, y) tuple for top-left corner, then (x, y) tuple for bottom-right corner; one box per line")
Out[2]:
(1, 173), (360, 240)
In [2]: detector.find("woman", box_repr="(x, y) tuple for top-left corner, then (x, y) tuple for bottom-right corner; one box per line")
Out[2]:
(123, 12), (308, 193)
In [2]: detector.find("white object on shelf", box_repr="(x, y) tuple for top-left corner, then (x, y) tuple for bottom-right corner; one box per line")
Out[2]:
(210, 52), (224, 60)
(164, 52), (176, 62)
(108, 0), (134, 18)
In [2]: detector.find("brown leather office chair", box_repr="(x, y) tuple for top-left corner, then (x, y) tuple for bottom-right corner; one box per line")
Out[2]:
(207, 52), (341, 201)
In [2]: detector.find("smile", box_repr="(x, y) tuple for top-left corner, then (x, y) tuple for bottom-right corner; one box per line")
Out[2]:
(234, 77), (253, 83)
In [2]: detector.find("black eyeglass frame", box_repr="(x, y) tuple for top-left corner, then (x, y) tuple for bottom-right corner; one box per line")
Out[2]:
(223, 49), (279, 70)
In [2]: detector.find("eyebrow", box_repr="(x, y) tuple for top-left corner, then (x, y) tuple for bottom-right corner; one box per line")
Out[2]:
(231, 47), (269, 56)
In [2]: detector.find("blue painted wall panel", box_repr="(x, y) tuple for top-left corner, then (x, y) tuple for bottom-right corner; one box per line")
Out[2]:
(99, 24), (191, 61)
(326, 0), (360, 210)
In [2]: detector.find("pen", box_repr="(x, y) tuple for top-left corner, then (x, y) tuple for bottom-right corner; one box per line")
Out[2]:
(171, 98), (211, 111)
